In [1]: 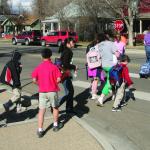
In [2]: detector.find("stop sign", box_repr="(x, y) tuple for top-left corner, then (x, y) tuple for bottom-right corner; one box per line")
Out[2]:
(114, 20), (124, 31)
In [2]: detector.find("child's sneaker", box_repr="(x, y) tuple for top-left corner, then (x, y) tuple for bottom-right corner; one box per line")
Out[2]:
(91, 94), (98, 100)
(96, 97), (104, 107)
(120, 102), (128, 107)
(112, 107), (122, 112)
(53, 122), (63, 132)
(37, 130), (45, 138)
(16, 104), (27, 113)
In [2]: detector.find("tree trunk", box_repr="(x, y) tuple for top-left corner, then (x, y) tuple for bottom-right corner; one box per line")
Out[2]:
(124, 5), (134, 46)
(128, 25), (134, 46)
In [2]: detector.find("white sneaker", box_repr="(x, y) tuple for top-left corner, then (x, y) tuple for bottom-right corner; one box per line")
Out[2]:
(96, 97), (104, 107)
(16, 104), (27, 113)
(91, 94), (98, 100)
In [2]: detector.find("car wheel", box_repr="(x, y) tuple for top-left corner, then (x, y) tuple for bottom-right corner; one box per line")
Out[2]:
(41, 40), (46, 46)
(25, 39), (29, 46)
(12, 39), (17, 45)
(57, 40), (62, 47)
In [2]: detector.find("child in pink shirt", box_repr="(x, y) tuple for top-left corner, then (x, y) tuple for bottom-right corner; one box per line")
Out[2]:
(32, 48), (63, 138)
(114, 34), (126, 56)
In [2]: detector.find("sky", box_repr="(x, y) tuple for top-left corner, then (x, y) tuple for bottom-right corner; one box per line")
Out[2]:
(8, 0), (32, 12)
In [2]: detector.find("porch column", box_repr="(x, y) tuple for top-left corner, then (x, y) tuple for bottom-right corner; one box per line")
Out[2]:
(51, 22), (54, 31)
(15, 26), (17, 35)
(74, 23), (77, 32)
(140, 20), (142, 34)
(58, 22), (61, 30)
(4, 25), (6, 33)
(105, 23), (108, 30)
(42, 23), (46, 35)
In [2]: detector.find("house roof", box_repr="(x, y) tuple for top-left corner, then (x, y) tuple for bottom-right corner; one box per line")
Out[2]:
(1, 15), (40, 26)
(1, 18), (15, 26)
(45, 1), (115, 21)
(22, 18), (40, 26)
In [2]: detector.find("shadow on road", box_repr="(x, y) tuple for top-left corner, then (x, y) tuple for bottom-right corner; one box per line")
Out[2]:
(0, 89), (6, 93)
(0, 107), (38, 126)
(74, 88), (90, 118)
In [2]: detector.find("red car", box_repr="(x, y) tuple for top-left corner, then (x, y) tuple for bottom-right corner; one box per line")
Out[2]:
(12, 30), (42, 45)
(41, 30), (78, 47)
(135, 34), (144, 43)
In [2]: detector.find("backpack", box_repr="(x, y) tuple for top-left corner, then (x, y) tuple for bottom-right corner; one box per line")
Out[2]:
(139, 62), (150, 78)
(86, 45), (101, 69)
(54, 57), (62, 68)
(109, 64), (123, 86)
(0, 51), (22, 87)
(0, 63), (13, 86)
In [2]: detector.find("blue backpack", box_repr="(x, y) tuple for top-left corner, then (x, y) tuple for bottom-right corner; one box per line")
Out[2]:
(139, 62), (150, 78)
(109, 64), (123, 86)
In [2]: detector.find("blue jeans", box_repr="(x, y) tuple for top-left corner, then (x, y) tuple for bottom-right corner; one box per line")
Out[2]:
(59, 77), (74, 111)
(145, 46), (150, 63)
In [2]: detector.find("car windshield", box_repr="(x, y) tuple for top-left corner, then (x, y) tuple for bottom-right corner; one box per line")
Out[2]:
(69, 32), (76, 36)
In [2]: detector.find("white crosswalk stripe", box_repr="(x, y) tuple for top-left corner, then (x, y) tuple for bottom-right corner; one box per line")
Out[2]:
(129, 73), (140, 78)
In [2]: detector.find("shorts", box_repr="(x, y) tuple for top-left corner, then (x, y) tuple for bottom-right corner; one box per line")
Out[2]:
(39, 92), (59, 109)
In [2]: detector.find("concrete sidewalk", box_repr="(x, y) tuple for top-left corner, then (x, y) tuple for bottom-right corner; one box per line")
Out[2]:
(0, 86), (103, 150)
(0, 118), (103, 150)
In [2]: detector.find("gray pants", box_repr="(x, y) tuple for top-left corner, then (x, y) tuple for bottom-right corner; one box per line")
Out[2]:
(10, 88), (21, 103)
(113, 82), (125, 108)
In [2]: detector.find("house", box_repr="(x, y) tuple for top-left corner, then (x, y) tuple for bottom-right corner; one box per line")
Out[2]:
(0, 15), (7, 36)
(138, 0), (150, 33)
(41, 2), (115, 40)
(0, 15), (41, 38)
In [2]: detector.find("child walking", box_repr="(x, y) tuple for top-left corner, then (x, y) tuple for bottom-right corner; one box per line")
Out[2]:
(0, 51), (22, 112)
(32, 48), (63, 138)
(112, 54), (133, 112)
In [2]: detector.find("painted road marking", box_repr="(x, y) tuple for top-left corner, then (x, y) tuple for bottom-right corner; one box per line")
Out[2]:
(129, 73), (140, 78)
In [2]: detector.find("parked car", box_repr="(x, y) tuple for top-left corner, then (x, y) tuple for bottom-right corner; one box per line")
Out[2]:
(135, 34), (144, 43)
(41, 30), (78, 47)
(12, 30), (42, 45)
(121, 33), (145, 45)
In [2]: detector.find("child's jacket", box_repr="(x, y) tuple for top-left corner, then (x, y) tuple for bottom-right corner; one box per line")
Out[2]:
(121, 63), (133, 87)
(0, 52), (22, 88)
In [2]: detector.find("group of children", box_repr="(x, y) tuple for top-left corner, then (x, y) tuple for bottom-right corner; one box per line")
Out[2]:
(0, 34), (134, 138)
(0, 37), (77, 138)
(86, 33), (134, 112)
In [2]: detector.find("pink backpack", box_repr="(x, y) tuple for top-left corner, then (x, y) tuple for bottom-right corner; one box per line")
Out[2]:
(86, 45), (101, 69)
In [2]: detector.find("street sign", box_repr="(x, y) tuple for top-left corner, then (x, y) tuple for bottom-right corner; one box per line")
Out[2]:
(114, 20), (124, 32)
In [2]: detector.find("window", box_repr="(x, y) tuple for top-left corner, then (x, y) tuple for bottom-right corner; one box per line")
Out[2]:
(61, 31), (66, 36)
(48, 32), (59, 36)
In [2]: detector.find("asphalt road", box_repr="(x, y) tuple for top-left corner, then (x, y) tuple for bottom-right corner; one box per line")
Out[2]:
(0, 43), (150, 150)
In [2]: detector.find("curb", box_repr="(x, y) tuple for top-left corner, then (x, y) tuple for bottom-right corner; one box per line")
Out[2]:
(73, 116), (114, 150)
